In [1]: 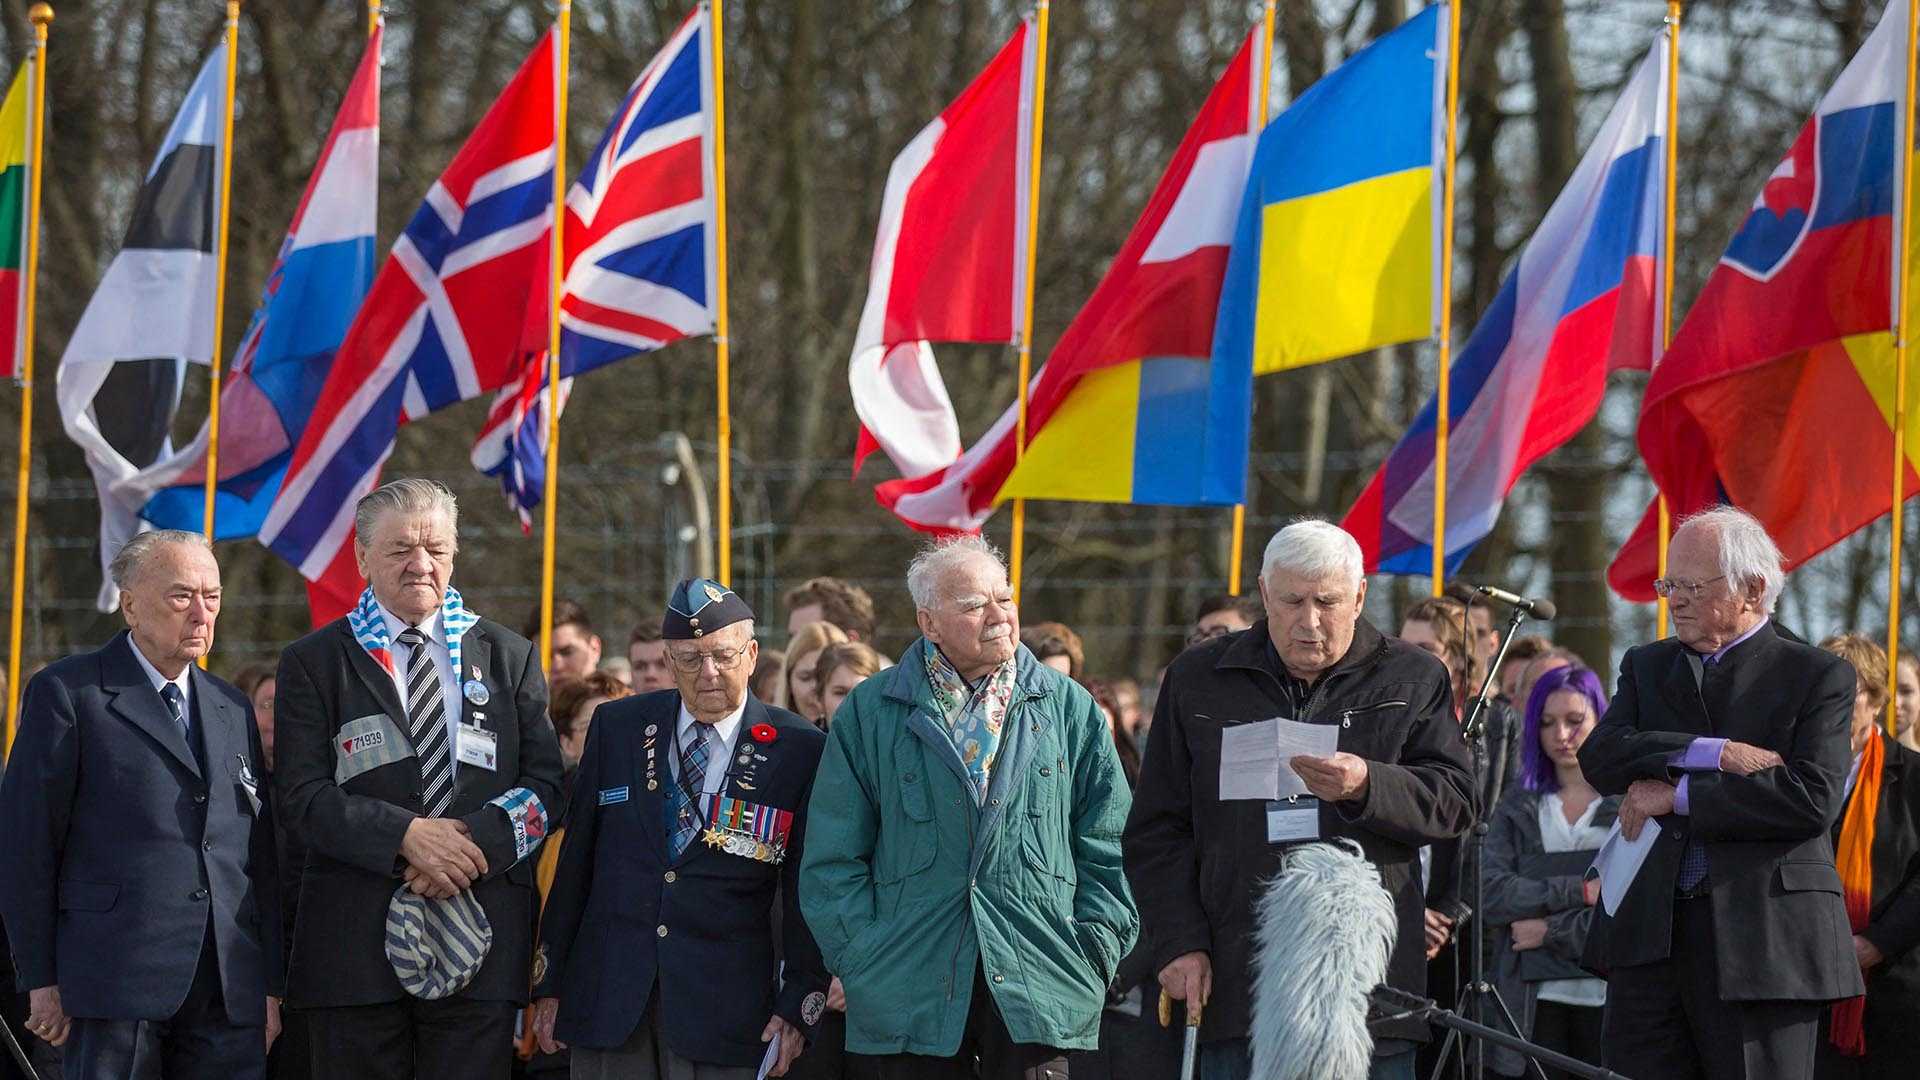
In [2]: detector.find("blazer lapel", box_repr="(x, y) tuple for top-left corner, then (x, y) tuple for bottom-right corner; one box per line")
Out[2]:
(189, 666), (237, 777)
(103, 634), (202, 778)
(1657, 648), (1712, 736)
(453, 628), (494, 803)
(339, 622), (409, 727)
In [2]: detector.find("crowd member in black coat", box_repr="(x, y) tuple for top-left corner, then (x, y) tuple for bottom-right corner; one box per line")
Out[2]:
(531, 580), (828, 1080)
(1812, 635), (1920, 1080)
(1482, 665), (1619, 1078)
(1579, 507), (1860, 1080)
(0, 531), (282, 1079)
(1124, 520), (1477, 1080)
(273, 479), (564, 1080)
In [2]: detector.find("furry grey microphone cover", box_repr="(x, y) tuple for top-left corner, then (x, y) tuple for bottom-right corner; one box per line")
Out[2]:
(1249, 839), (1398, 1080)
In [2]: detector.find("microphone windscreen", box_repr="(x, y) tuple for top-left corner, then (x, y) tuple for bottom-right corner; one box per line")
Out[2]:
(1249, 840), (1397, 1080)
(1530, 598), (1558, 620)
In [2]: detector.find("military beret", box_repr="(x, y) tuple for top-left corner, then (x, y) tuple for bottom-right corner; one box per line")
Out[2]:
(664, 578), (755, 640)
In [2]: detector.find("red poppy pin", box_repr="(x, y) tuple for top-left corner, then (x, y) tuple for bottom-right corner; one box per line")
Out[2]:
(751, 723), (778, 744)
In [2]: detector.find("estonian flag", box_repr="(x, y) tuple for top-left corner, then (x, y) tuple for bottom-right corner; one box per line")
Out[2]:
(56, 41), (225, 610)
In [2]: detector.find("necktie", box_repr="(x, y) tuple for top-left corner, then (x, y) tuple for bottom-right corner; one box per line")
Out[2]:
(161, 683), (188, 740)
(669, 723), (712, 856)
(399, 627), (454, 816)
(1677, 655), (1717, 893)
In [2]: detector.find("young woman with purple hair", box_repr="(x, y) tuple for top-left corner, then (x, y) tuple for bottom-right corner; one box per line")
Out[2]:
(1480, 664), (1622, 1078)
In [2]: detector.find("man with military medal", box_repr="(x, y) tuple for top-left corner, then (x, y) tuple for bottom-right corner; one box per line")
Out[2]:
(532, 579), (830, 1079)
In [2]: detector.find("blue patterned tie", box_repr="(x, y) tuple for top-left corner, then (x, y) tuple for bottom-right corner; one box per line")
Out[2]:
(668, 723), (711, 857)
(161, 683), (189, 741)
(1678, 655), (1716, 893)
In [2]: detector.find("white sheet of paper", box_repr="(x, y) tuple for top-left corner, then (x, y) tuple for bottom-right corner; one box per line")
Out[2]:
(1219, 720), (1283, 800)
(1273, 718), (1341, 798)
(756, 1030), (781, 1080)
(1590, 818), (1661, 916)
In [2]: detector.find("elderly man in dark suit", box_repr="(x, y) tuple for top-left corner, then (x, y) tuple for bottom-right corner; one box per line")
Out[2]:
(1580, 506), (1862, 1080)
(0, 530), (282, 1078)
(273, 478), (564, 1080)
(531, 579), (829, 1080)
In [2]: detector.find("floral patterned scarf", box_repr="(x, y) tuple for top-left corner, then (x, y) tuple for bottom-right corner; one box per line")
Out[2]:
(924, 642), (1017, 804)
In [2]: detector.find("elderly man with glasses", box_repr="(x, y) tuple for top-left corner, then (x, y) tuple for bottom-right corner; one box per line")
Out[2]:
(1579, 506), (1861, 1080)
(532, 579), (829, 1080)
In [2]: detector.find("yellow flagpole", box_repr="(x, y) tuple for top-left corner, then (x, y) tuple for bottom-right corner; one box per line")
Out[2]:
(1226, 2), (1277, 598)
(539, 1), (571, 674)
(6, 4), (53, 757)
(368, 0), (380, 38)
(1429, 0), (1462, 597)
(1888, 0), (1917, 735)
(710, 0), (733, 585)
(202, 0), (240, 544)
(1009, 2), (1049, 604)
(1656, 1), (1681, 640)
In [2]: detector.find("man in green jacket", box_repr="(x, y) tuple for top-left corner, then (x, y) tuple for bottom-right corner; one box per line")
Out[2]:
(799, 536), (1137, 1080)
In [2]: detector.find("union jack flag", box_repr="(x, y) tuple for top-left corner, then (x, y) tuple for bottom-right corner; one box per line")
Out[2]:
(473, 6), (716, 527)
(260, 30), (558, 621)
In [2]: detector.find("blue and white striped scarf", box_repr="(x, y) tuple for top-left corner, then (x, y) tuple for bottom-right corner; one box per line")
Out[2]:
(347, 585), (480, 680)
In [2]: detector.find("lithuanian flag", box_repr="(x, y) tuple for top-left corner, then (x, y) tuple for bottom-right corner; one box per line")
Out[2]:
(0, 62), (30, 379)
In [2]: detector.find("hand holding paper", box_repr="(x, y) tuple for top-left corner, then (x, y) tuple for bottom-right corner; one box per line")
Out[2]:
(1218, 718), (1341, 800)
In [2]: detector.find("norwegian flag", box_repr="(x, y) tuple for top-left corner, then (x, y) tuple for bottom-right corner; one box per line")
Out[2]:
(473, 6), (716, 528)
(260, 30), (558, 623)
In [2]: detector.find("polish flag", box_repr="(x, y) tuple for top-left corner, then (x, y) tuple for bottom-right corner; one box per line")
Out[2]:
(848, 18), (1037, 480)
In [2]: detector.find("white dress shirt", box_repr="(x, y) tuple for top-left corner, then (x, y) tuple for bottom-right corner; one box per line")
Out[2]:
(381, 605), (463, 776)
(669, 700), (745, 796)
(129, 638), (194, 724)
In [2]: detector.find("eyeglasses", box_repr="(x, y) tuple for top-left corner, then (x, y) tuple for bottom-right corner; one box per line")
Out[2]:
(1652, 574), (1728, 600)
(1188, 625), (1233, 647)
(666, 646), (750, 673)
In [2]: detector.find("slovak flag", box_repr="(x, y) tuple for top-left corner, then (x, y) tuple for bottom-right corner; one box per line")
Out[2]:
(848, 18), (1038, 482)
(1343, 30), (1669, 573)
(260, 30), (559, 623)
(472, 6), (717, 527)
(1610, 3), (1910, 599)
(876, 25), (1265, 531)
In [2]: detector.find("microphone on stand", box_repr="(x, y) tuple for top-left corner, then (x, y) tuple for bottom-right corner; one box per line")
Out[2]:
(1471, 585), (1556, 621)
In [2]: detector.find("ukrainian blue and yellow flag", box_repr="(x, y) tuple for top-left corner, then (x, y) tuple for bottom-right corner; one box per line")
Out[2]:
(1222, 5), (1445, 375)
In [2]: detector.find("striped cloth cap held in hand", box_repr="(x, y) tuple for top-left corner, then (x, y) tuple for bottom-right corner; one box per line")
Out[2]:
(385, 885), (493, 1000)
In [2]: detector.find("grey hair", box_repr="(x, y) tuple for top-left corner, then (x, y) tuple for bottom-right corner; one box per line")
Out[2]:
(353, 478), (459, 547)
(1261, 518), (1365, 588)
(906, 535), (1007, 610)
(109, 530), (212, 590)
(1674, 505), (1785, 614)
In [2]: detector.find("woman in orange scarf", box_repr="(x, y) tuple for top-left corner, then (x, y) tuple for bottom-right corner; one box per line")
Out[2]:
(1814, 635), (1920, 1080)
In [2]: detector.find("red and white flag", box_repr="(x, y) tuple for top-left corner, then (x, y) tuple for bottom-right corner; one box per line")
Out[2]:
(876, 25), (1266, 531)
(849, 18), (1037, 480)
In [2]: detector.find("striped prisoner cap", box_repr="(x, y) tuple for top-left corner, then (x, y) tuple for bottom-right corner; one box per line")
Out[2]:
(385, 886), (493, 999)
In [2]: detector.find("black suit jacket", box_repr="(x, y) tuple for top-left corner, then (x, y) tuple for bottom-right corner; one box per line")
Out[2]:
(1834, 733), (1920, 1028)
(0, 633), (281, 1022)
(273, 614), (564, 1007)
(1577, 621), (1864, 1002)
(535, 692), (829, 1065)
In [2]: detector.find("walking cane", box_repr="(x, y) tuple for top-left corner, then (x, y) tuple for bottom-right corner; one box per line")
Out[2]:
(1157, 990), (1202, 1080)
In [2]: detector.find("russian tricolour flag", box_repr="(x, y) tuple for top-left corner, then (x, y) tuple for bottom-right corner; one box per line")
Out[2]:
(1343, 29), (1669, 574)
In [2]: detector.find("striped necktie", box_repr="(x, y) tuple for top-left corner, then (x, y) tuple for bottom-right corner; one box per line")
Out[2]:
(669, 723), (712, 856)
(399, 627), (454, 816)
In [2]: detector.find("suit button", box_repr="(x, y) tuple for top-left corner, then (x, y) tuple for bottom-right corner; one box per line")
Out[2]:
(664, 871), (677, 884)
(191, 889), (209, 901)
(202, 841), (213, 852)
(992, 973), (1005, 984)
(657, 925), (669, 938)
(193, 792), (207, 805)
(1039, 767), (1052, 777)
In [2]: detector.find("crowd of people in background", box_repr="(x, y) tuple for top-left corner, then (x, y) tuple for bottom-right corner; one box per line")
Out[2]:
(2, 483), (1918, 1080)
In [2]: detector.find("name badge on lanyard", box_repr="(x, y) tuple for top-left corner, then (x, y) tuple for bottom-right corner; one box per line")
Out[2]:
(1266, 797), (1321, 844)
(458, 721), (499, 771)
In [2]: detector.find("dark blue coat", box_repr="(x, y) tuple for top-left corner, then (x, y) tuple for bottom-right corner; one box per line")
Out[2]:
(0, 633), (282, 1022)
(535, 691), (828, 1065)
